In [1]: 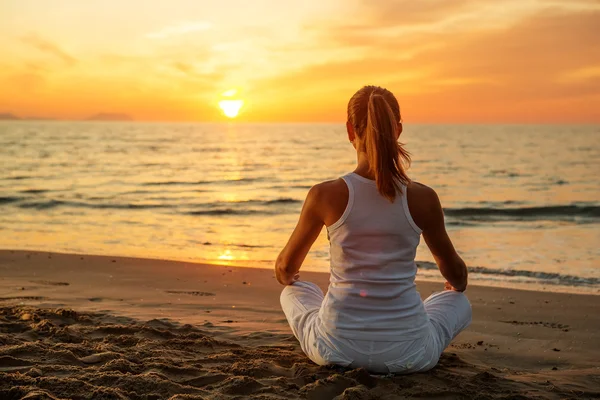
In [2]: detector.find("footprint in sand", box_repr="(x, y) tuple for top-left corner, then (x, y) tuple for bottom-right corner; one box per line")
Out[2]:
(165, 290), (216, 297)
(30, 280), (70, 286)
(0, 296), (46, 302)
(500, 320), (570, 331)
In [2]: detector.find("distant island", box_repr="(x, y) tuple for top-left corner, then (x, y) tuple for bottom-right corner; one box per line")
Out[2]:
(0, 113), (21, 120)
(26, 117), (56, 121)
(0, 112), (134, 122)
(0, 113), (55, 121)
(85, 113), (133, 121)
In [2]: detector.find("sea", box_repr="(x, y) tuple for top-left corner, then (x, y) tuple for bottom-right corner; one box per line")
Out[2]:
(1, 122), (599, 294)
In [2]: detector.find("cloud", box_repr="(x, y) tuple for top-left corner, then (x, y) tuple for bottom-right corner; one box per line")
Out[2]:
(247, 7), (600, 122)
(169, 61), (228, 89)
(559, 66), (600, 83)
(20, 34), (78, 66)
(145, 21), (212, 39)
(299, 3), (600, 90)
(354, 0), (600, 25)
(4, 1), (599, 122)
(172, 62), (196, 75)
(307, 0), (600, 52)
(354, 0), (480, 26)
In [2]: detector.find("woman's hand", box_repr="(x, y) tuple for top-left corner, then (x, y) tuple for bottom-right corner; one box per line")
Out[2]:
(444, 281), (466, 292)
(275, 267), (300, 285)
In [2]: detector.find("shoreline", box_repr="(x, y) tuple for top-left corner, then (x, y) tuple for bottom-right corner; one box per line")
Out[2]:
(1, 249), (599, 398)
(2, 247), (598, 296)
(3, 249), (600, 328)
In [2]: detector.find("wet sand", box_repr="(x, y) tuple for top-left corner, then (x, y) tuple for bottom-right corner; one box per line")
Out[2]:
(1, 250), (599, 399)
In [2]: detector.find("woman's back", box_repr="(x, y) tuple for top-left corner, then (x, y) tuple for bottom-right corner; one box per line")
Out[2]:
(276, 85), (471, 373)
(320, 172), (429, 340)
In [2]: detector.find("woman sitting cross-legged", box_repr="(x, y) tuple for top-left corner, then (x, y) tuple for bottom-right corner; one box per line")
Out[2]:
(275, 85), (472, 374)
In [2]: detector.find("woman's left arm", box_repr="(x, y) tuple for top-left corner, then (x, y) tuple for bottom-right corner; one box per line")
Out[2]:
(275, 185), (325, 285)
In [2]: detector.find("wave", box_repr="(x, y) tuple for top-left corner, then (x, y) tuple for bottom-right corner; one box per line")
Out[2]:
(18, 200), (66, 210)
(141, 180), (210, 186)
(183, 198), (301, 215)
(198, 241), (268, 248)
(185, 208), (267, 216)
(3, 175), (33, 181)
(141, 177), (262, 186)
(187, 198), (300, 212)
(7, 194), (597, 223)
(20, 189), (48, 194)
(11, 197), (301, 213)
(487, 170), (528, 178)
(0, 196), (23, 205)
(417, 262), (599, 287)
(263, 198), (301, 205)
(444, 205), (600, 221)
(18, 200), (171, 210)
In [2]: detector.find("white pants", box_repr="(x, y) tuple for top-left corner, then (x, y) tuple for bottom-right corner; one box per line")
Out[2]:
(280, 281), (472, 374)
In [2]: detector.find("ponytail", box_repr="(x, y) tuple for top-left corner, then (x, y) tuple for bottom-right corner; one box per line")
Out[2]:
(364, 92), (410, 202)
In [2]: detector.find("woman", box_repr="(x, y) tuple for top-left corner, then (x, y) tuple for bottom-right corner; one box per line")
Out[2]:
(275, 85), (472, 374)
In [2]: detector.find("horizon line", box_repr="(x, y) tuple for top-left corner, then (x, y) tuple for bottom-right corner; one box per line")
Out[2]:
(1, 119), (599, 126)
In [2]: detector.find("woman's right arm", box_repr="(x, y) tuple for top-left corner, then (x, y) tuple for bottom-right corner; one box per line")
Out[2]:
(408, 183), (468, 291)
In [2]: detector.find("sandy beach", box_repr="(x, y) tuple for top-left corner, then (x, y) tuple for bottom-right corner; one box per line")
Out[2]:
(1, 250), (599, 399)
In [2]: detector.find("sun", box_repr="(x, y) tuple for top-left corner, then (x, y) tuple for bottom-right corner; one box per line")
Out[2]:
(219, 99), (244, 118)
(219, 89), (244, 118)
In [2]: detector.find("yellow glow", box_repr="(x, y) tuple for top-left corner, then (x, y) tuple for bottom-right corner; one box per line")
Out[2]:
(218, 249), (235, 261)
(218, 99), (244, 118)
(222, 89), (238, 97)
(1, 2), (599, 123)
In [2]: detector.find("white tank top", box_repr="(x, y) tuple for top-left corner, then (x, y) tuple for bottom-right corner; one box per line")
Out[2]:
(319, 173), (430, 340)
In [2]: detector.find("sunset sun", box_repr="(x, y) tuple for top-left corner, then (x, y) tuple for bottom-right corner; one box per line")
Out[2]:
(219, 89), (244, 118)
(219, 100), (243, 118)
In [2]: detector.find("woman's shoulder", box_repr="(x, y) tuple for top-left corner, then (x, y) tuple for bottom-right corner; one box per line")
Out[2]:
(308, 178), (348, 203)
(306, 179), (349, 226)
(407, 181), (438, 200)
(406, 181), (443, 231)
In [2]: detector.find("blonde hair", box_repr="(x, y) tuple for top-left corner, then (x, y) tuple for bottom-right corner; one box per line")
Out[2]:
(347, 85), (411, 202)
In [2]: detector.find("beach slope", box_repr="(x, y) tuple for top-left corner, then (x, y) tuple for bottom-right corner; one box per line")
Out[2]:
(1, 250), (598, 399)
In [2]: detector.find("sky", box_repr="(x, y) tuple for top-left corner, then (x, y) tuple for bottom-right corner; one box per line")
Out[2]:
(1, 0), (599, 123)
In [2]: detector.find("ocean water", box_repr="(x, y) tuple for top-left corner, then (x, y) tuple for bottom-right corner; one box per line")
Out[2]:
(1, 122), (599, 293)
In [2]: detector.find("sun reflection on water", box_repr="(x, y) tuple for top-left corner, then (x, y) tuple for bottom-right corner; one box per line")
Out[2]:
(218, 249), (234, 261)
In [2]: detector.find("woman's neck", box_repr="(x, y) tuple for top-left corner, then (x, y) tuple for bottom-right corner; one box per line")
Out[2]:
(354, 152), (374, 180)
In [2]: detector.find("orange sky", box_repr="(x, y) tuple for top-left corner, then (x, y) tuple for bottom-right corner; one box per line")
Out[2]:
(1, 0), (599, 123)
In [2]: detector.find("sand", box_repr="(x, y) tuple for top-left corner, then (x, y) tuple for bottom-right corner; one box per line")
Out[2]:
(0, 250), (599, 399)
